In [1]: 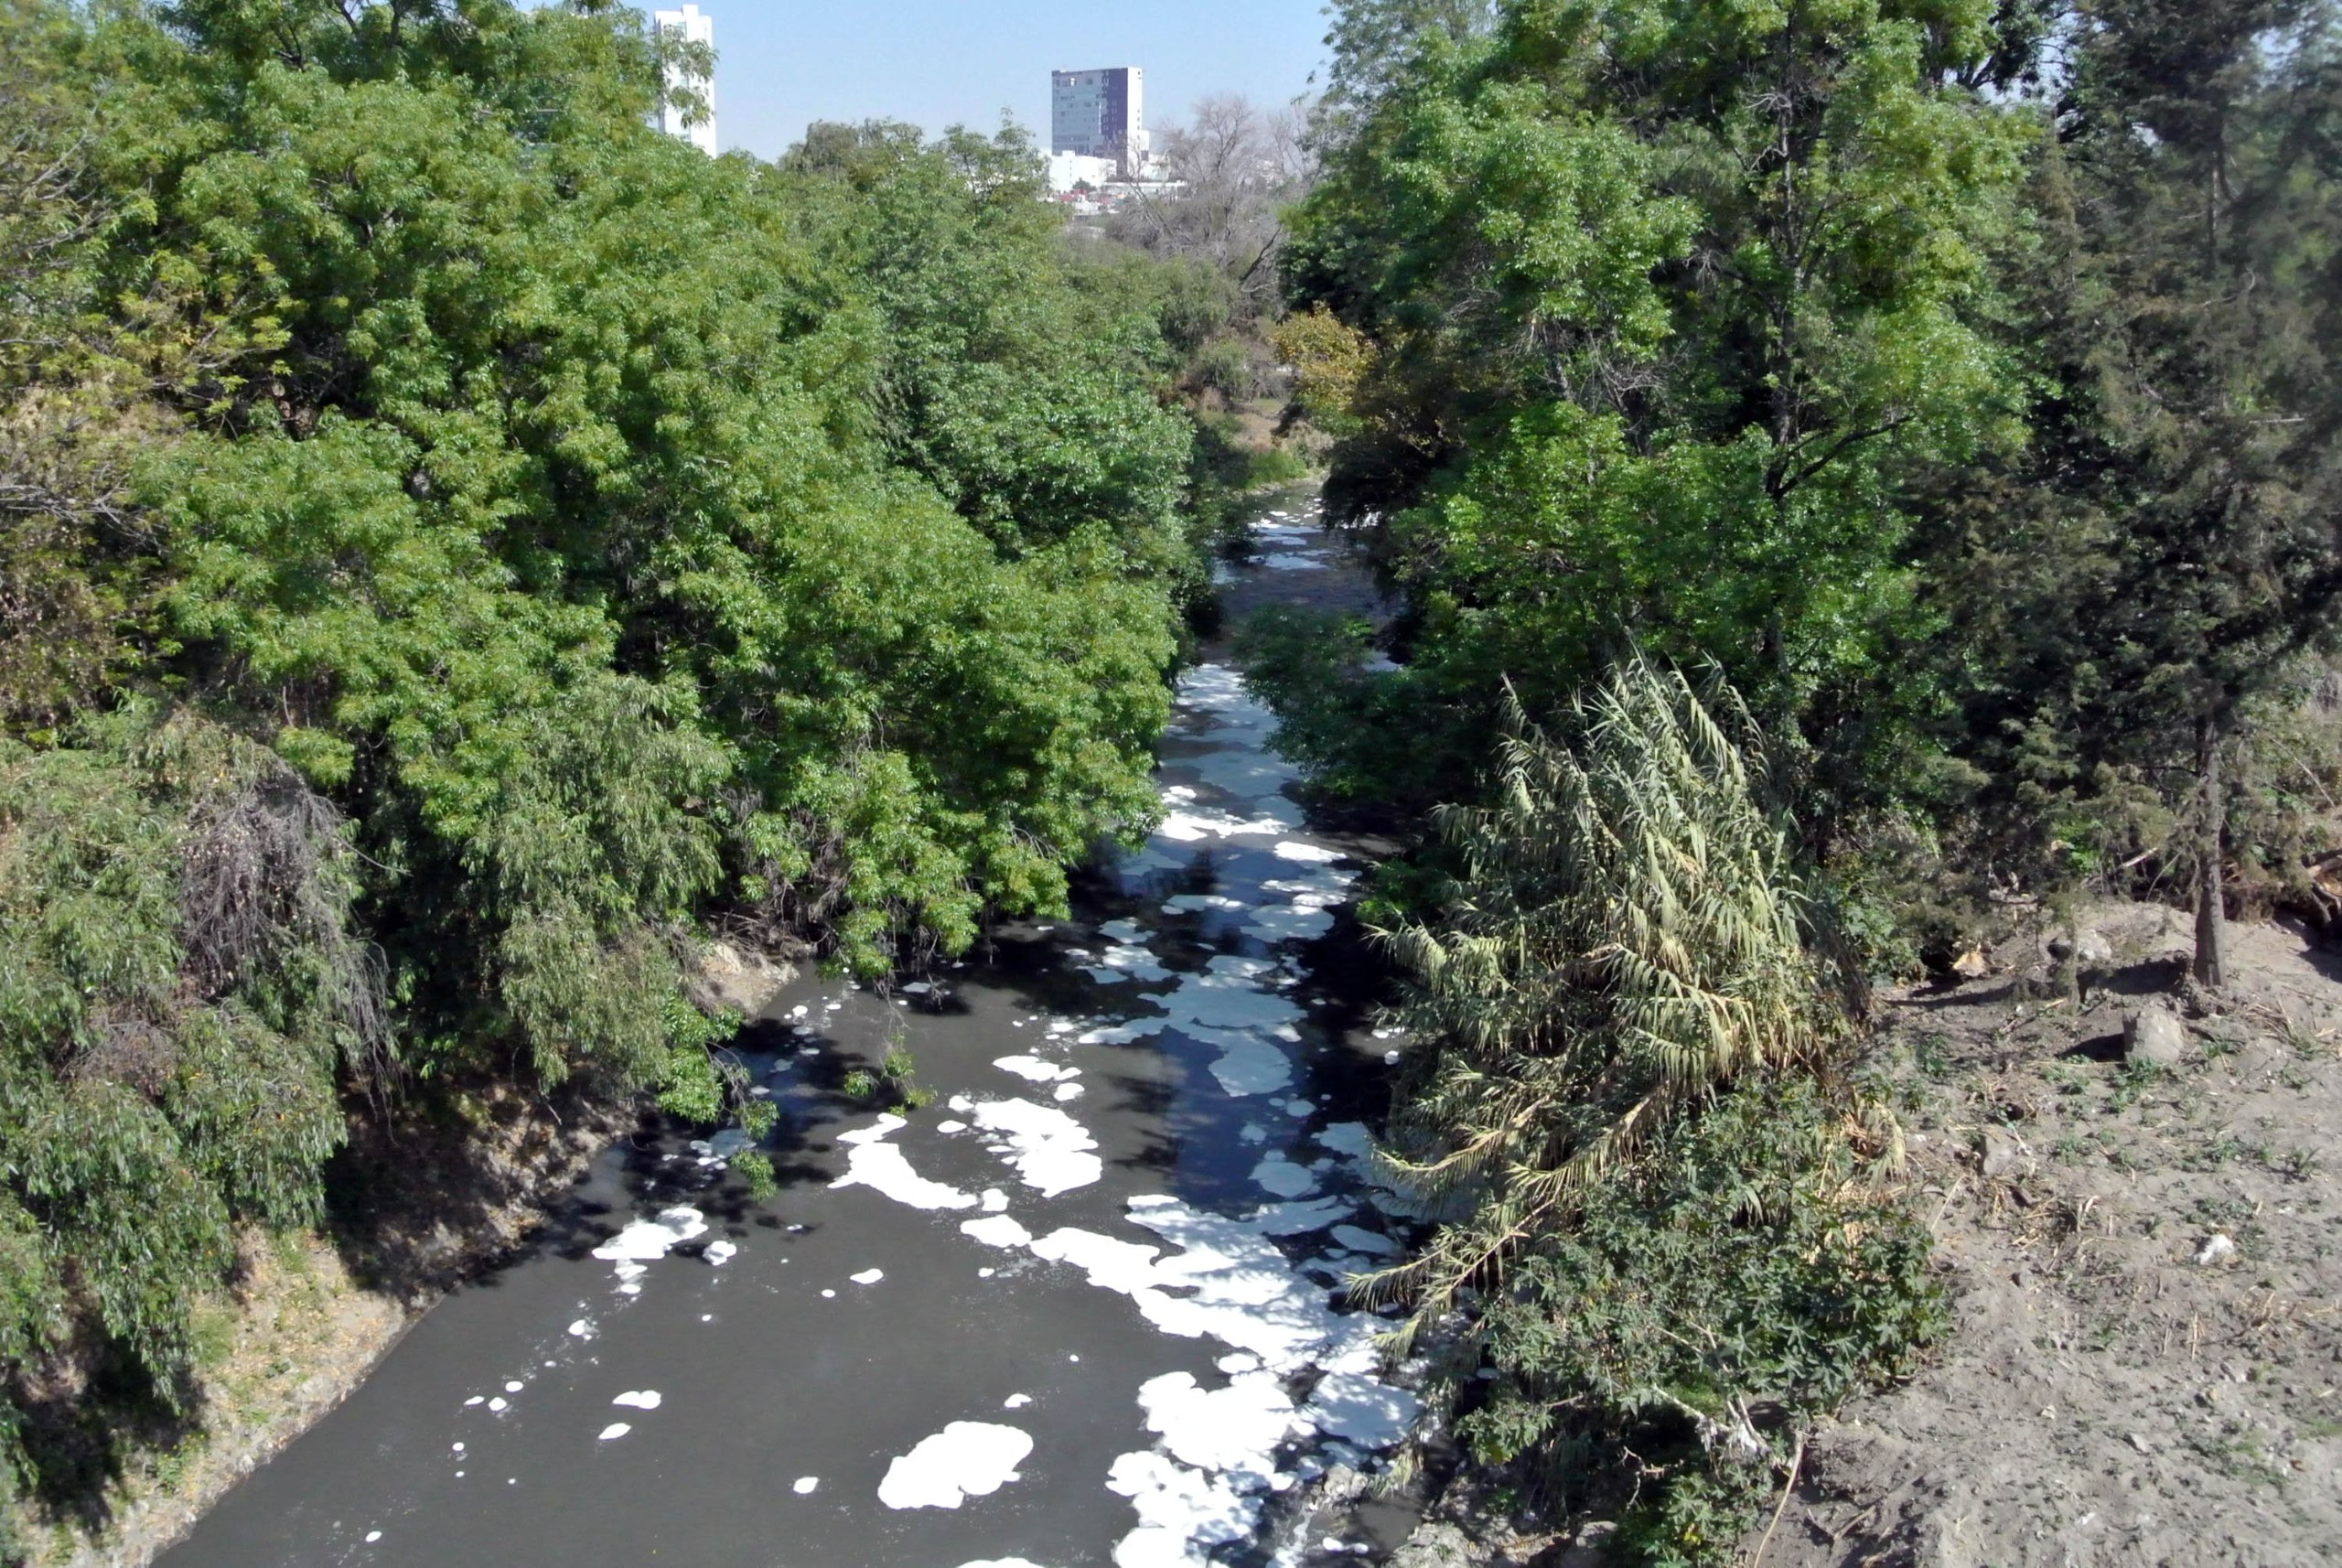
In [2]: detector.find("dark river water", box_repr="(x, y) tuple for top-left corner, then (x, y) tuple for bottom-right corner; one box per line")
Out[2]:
(159, 492), (1429, 1568)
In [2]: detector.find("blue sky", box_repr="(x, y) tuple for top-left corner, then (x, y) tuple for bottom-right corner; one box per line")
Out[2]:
(628, 1), (1334, 157)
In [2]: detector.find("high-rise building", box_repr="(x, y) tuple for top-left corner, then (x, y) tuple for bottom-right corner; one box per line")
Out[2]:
(1051, 67), (1146, 177)
(654, 5), (718, 156)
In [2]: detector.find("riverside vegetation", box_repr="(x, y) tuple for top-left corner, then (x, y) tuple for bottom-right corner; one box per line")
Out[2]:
(2, 1), (2338, 1566)
(1237, 0), (2342, 1559)
(0, 0), (1306, 1552)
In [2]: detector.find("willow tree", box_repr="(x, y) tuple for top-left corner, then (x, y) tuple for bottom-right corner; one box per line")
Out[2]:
(1371, 660), (1831, 1331)
(1364, 660), (1936, 1534)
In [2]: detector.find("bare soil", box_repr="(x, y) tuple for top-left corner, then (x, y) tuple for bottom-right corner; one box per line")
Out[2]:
(1759, 903), (2342, 1568)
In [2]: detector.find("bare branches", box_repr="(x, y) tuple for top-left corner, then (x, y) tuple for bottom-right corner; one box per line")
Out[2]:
(1110, 94), (1314, 318)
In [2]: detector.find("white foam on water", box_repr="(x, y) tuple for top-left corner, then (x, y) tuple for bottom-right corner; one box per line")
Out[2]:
(876, 1422), (1035, 1509)
(1162, 893), (1248, 914)
(596, 1423), (630, 1441)
(1198, 1031), (1292, 1097)
(968, 1098), (1102, 1196)
(1139, 1369), (1299, 1484)
(1162, 973), (1302, 1031)
(1004, 1392), (1033, 1408)
(850, 1267), (885, 1285)
(1264, 871), (1359, 903)
(1205, 953), (1278, 981)
(1302, 1367), (1422, 1448)
(831, 1115), (978, 1211)
(981, 1187), (1009, 1212)
(704, 1239), (737, 1265)
(1241, 905), (1338, 943)
(1026, 1196), (1360, 1371)
(1315, 1122), (1373, 1161)
(611, 1391), (661, 1410)
(1106, 1450), (1262, 1566)
(792, 1476), (819, 1495)
(1055, 1081), (1086, 1101)
(994, 1055), (1077, 1083)
(1251, 1154), (1317, 1198)
(1249, 1196), (1355, 1236)
(1084, 943), (1173, 983)
(1184, 749), (1303, 800)
(1080, 1016), (1167, 1046)
(1158, 807), (1293, 842)
(487, 1397), (507, 1412)
(1330, 1224), (1401, 1256)
(962, 1214), (1033, 1249)
(589, 1207), (706, 1284)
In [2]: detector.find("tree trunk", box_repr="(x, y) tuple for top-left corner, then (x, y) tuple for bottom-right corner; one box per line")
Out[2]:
(2193, 714), (2229, 989)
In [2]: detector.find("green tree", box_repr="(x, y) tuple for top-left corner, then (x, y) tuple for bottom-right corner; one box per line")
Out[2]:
(2048, 0), (2342, 983)
(1281, 0), (2031, 823)
(0, 1), (1211, 1539)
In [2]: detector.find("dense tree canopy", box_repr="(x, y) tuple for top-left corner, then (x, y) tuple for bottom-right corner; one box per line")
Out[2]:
(0, 0), (1212, 1531)
(1273, 0), (2035, 822)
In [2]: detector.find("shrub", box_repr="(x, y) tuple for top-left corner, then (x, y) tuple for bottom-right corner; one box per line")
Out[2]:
(1365, 660), (1942, 1561)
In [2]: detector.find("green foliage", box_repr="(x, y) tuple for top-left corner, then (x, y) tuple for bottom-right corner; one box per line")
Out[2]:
(1468, 1077), (1942, 1559)
(1905, 0), (2342, 920)
(0, 711), (370, 1469)
(1369, 661), (1836, 1333)
(1283, 0), (2031, 819)
(1366, 662), (1939, 1557)
(843, 1042), (929, 1113)
(0, 0), (1214, 1544)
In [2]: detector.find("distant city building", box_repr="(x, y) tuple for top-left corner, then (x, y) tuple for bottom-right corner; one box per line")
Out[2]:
(1051, 67), (1147, 177)
(654, 5), (718, 156)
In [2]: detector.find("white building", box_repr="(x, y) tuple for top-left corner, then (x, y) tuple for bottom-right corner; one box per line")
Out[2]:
(654, 5), (718, 156)
(1046, 150), (1120, 195)
(1051, 67), (1147, 177)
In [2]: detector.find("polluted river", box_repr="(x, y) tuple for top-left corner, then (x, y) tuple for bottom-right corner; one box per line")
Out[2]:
(160, 491), (1432, 1568)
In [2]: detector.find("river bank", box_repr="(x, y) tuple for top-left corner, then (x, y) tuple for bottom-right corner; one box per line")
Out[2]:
(1333, 904), (2342, 1568)
(30, 1085), (634, 1568)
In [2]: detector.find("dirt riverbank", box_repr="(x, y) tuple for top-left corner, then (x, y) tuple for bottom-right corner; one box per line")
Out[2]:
(1758, 903), (2342, 1568)
(1371, 902), (2340, 1568)
(31, 1087), (634, 1568)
